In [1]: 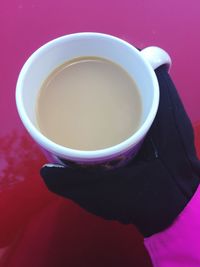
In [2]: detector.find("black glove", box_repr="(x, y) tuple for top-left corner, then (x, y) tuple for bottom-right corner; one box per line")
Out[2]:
(41, 65), (200, 237)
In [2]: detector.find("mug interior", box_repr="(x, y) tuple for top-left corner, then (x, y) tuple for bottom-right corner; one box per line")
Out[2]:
(16, 33), (158, 160)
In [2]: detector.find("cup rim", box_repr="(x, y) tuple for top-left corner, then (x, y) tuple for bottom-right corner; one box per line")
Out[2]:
(16, 32), (159, 160)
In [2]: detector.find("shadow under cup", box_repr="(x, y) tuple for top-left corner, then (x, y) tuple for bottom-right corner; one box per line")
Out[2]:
(16, 33), (159, 169)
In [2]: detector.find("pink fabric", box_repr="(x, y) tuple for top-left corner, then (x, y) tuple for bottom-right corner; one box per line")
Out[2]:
(144, 185), (200, 267)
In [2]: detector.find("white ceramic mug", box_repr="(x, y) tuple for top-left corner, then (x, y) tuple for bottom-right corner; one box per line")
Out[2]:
(16, 32), (171, 169)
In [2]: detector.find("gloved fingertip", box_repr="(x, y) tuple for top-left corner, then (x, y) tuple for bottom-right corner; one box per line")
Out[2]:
(40, 163), (65, 179)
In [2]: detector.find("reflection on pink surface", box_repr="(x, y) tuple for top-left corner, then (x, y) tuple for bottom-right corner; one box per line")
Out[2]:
(0, 131), (53, 246)
(1, 0), (200, 266)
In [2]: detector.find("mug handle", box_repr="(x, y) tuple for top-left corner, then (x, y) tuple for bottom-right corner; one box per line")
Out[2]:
(140, 46), (172, 71)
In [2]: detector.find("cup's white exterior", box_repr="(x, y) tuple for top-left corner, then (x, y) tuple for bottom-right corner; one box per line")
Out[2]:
(16, 33), (171, 168)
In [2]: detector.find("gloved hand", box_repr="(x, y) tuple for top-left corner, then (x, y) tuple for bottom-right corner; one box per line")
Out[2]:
(40, 65), (200, 237)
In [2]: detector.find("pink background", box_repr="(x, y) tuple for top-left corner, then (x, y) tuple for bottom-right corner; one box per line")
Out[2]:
(1, 1), (200, 266)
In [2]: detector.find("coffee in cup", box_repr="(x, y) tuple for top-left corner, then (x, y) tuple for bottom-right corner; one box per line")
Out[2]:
(36, 56), (142, 151)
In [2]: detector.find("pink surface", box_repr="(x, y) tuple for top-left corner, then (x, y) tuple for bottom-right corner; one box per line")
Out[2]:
(145, 185), (200, 267)
(0, 0), (200, 266)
